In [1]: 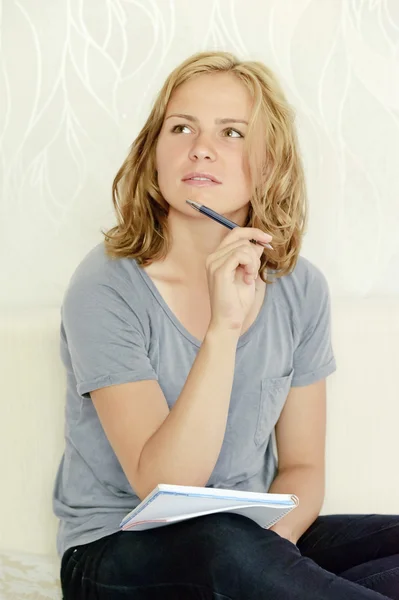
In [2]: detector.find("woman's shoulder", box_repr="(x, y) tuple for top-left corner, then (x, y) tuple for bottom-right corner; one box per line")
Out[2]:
(273, 255), (331, 321)
(290, 255), (329, 288)
(63, 242), (149, 314)
(275, 254), (329, 292)
(67, 242), (142, 290)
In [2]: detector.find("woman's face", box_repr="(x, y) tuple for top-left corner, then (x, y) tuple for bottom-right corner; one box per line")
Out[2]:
(156, 72), (254, 220)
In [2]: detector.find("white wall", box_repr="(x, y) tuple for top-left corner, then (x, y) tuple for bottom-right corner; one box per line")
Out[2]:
(1, 0), (398, 305)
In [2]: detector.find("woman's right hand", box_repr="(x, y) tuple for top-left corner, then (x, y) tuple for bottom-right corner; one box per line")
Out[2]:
(205, 227), (273, 333)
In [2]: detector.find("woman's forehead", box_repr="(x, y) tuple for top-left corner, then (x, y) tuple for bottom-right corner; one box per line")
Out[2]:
(166, 73), (252, 119)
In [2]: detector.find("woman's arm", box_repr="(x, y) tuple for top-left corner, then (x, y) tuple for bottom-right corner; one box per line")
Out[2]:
(268, 379), (327, 544)
(137, 325), (240, 495)
(268, 464), (325, 544)
(91, 324), (240, 500)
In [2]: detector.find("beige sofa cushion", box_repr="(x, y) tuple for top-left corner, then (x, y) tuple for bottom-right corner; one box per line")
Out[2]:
(0, 550), (61, 599)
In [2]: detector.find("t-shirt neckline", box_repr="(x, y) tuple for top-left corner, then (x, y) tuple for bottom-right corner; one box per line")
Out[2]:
(134, 260), (274, 348)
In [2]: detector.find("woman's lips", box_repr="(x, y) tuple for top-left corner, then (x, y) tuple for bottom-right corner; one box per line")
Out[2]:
(182, 179), (221, 187)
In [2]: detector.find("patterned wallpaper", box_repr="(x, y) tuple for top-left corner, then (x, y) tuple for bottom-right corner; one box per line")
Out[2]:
(1, 0), (398, 307)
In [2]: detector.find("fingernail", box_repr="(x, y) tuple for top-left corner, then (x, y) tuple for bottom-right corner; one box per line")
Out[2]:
(258, 241), (273, 250)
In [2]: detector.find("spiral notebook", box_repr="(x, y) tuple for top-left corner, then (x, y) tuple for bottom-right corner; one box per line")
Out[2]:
(120, 484), (299, 531)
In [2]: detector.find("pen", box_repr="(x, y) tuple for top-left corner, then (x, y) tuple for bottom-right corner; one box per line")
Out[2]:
(185, 199), (273, 250)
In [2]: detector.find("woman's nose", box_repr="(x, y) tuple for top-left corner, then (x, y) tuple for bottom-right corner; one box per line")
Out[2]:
(188, 136), (216, 161)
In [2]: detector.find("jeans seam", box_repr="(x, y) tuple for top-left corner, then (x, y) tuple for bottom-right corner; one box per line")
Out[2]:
(81, 577), (234, 599)
(68, 554), (79, 567)
(354, 565), (399, 585)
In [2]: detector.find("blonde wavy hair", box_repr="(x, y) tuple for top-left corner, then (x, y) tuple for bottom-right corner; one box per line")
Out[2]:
(102, 51), (308, 282)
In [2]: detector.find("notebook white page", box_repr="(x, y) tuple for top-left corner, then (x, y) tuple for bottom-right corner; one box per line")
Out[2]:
(120, 484), (299, 531)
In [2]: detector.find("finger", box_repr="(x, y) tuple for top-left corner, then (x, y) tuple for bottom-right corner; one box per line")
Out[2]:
(208, 244), (260, 277)
(217, 227), (272, 251)
(210, 239), (259, 264)
(211, 249), (259, 282)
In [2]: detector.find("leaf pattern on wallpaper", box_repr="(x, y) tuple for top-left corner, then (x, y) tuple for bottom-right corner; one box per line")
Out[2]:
(0, 0), (398, 303)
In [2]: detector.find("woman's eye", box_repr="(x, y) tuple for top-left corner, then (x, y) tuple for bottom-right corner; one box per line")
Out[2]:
(170, 125), (243, 138)
(224, 128), (243, 138)
(171, 124), (191, 134)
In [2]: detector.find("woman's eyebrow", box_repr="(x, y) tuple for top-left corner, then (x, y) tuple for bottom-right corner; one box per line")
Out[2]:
(165, 113), (248, 125)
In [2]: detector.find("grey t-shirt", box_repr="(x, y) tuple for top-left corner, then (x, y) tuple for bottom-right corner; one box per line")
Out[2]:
(52, 242), (336, 557)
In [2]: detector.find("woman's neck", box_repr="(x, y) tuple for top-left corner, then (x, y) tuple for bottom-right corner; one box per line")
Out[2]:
(160, 204), (249, 282)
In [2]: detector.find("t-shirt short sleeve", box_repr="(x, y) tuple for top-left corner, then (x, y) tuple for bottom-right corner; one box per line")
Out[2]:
(61, 277), (158, 399)
(291, 264), (337, 387)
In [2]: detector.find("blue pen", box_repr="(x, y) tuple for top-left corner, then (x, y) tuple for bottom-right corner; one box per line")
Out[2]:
(185, 199), (273, 250)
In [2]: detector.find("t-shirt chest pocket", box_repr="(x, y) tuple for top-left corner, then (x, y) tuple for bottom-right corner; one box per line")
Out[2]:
(254, 370), (294, 447)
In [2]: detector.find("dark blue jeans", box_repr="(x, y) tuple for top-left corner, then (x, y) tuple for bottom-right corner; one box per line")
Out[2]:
(61, 513), (399, 599)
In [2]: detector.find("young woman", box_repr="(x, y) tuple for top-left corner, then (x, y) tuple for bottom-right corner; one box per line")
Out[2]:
(54, 51), (399, 599)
